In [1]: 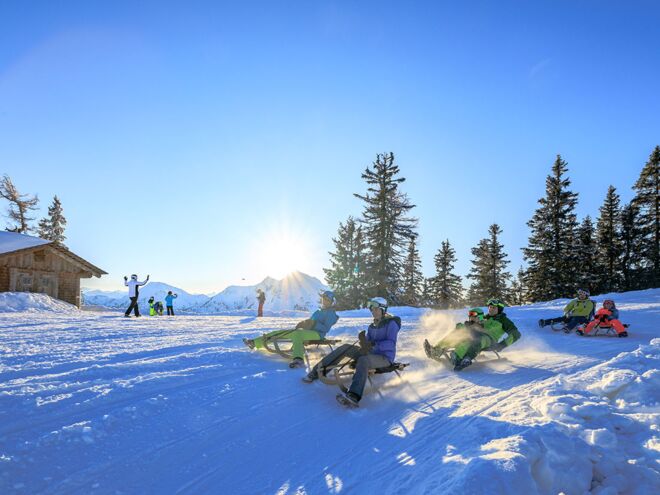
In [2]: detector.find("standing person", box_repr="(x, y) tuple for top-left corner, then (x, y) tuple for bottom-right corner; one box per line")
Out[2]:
(243, 290), (339, 368)
(538, 289), (595, 332)
(256, 288), (266, 317)
(302, 297), (401, 408)
(123, 274), (149, 317)
(165, 291), (178, 316)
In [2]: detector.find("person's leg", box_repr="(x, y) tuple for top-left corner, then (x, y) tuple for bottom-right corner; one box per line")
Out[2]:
(252, 329), (296, 349)
(124, 298), (135, 316)
(544, 316), (567, 326)
(566, 316), (588, 330)
(129, 297), (140, 316)
(258, 303), (264, 317)
(581, 319), (599, 334)
(609, 319), (627, 335)
(308, 344), (360, 379)
(289, 330), (321, 360)
(348, 353), (391, 400)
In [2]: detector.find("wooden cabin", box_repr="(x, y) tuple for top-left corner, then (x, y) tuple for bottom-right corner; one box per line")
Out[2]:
(0, 232), (106, 308)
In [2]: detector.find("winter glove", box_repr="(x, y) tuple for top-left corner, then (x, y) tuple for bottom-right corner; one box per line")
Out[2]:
(295, 319), (315, 330)
(124, 276), (127, 281)
(358, 330), (373, 355)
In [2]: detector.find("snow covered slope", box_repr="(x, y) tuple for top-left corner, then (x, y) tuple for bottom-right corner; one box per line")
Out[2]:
(1, 289), (658, 494)
(81, 271), (327, 314)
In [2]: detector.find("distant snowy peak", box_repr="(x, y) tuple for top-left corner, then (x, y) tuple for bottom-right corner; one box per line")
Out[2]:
(81, 272), (328, 313)
(199, 272), (328, 313)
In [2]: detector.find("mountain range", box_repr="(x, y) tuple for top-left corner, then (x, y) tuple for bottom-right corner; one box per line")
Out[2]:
(82, 271), (328, 314)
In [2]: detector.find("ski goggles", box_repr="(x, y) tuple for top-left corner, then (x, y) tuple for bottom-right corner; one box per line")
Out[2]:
(366, 300), (386, 310)
(468, 311), (481, 317)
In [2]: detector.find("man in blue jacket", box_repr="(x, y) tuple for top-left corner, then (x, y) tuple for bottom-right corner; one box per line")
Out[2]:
(303, 297), (401, 408)
(243, 290), (339, 368)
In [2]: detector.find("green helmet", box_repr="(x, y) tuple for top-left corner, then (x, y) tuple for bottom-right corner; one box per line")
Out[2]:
(468, 308), (484, 321)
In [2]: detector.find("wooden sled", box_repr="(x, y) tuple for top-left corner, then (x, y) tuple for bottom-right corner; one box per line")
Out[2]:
(317, 354), (409, 393)
(262, 334), (341, 361)
(429, 345), (502, 369)
(577, 322), (630, 337)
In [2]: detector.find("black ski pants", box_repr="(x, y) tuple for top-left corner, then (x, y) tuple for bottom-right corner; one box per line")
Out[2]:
(125, 297), (140, 317)
(167, 306), (174, 316)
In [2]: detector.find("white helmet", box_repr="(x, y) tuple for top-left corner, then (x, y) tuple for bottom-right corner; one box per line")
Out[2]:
(367, 297), (388, 312)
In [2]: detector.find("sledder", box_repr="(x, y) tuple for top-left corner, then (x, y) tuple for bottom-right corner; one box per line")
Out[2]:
(423, 299), (520, 371)
(538, 288), (595, 333)
(243, 290), (340, 368)
(577, 299), (629, 337)
(301, 297), (407, 408)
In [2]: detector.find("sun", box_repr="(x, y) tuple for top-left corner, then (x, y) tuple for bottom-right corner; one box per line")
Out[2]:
(255, 230), (312, 280)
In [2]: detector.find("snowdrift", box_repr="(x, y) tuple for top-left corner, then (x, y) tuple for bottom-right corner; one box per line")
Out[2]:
(0, 292), (78, 313)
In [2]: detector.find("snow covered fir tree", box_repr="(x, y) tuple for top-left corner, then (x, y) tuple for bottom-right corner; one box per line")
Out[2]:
(37, 195), (67, 244)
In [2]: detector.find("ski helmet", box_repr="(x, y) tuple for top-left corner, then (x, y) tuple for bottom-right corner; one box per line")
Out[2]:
(468, 307), (484, 321)
(319, 290), (336, 305)
(131, 274), (138, 280)
(577, 288), (590, 298)
(367, 297), (388, 313)
(602, 299), (615, 308)
(486, 298), (506, 313)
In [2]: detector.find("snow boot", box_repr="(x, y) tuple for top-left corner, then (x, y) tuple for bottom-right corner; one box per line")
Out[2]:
(423, 339), (433, 358)
(302, 372), (317, 384)
(243, 338), (255, 350)
(289, 357), (304, 368)
(538, 319), (546, 328)
(576, 329), (585, 336)
(453, 357), (472, 371)
(336, 392), (360, 408)
(618, 331), (628, 338)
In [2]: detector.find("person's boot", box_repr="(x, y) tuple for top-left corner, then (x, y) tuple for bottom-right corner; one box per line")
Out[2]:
(454, 357), (473, 371)
(289, 357), (304, 368)
(336, 391), (360, 408)
(576, 328), (585, 336)
(618, 331), (628, 338)
(538, 319), (546, 328)
(423, 339), (433, 358)
(302, 371), (318, 383)
(243, 338), (255, 350)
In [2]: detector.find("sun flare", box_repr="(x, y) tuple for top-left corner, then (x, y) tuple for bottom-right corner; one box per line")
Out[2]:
(255, 231), (312, 280)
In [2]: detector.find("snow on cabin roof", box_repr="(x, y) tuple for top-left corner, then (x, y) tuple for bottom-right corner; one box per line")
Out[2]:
(0, 231), (51, 256)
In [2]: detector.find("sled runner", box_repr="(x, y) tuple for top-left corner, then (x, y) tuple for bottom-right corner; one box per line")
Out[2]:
(426, 343), (502, 370)
(317, 354), (409, 394)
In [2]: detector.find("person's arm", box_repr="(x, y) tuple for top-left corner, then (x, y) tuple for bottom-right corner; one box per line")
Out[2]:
(564, 300), (575, 315)
(139, 275), (150, 286)
(124, 277), (129, 287)
(500, 317), (520, 347)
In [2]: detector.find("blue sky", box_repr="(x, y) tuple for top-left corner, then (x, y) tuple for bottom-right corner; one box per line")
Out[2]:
(1, 1), (658, 293)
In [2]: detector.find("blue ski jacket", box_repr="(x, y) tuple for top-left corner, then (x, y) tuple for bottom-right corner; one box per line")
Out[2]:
(367, 315), (401, 362)
(310, 308), (339, 339)
(165, 294), (177, 306)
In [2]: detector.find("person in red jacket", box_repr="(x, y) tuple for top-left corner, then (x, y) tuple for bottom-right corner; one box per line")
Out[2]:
(577, 299), (628, 337)
(256, 289), (266, 317)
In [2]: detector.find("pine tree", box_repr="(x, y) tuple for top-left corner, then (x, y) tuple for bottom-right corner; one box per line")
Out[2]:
(575, 215), (601, 293)
(37, 195), (67, 243)
(324, 217), (367, 310)
(508, 267), (528, 306)
(595, 186), (622, 292)
(429, 239), (463, 309)
(354, 153), (417, 302)
(401, 237), (424, 306)
(619, 202), (644, 291)
(0, 175), (39, 233)
(523, 155), (579, 301)
(466, 224), (511, 306)
(632, 145), (660, 287)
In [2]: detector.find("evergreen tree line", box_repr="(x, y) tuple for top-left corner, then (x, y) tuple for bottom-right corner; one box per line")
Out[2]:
(0, 174), (67, 243)
(324, 146), (660, 310)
